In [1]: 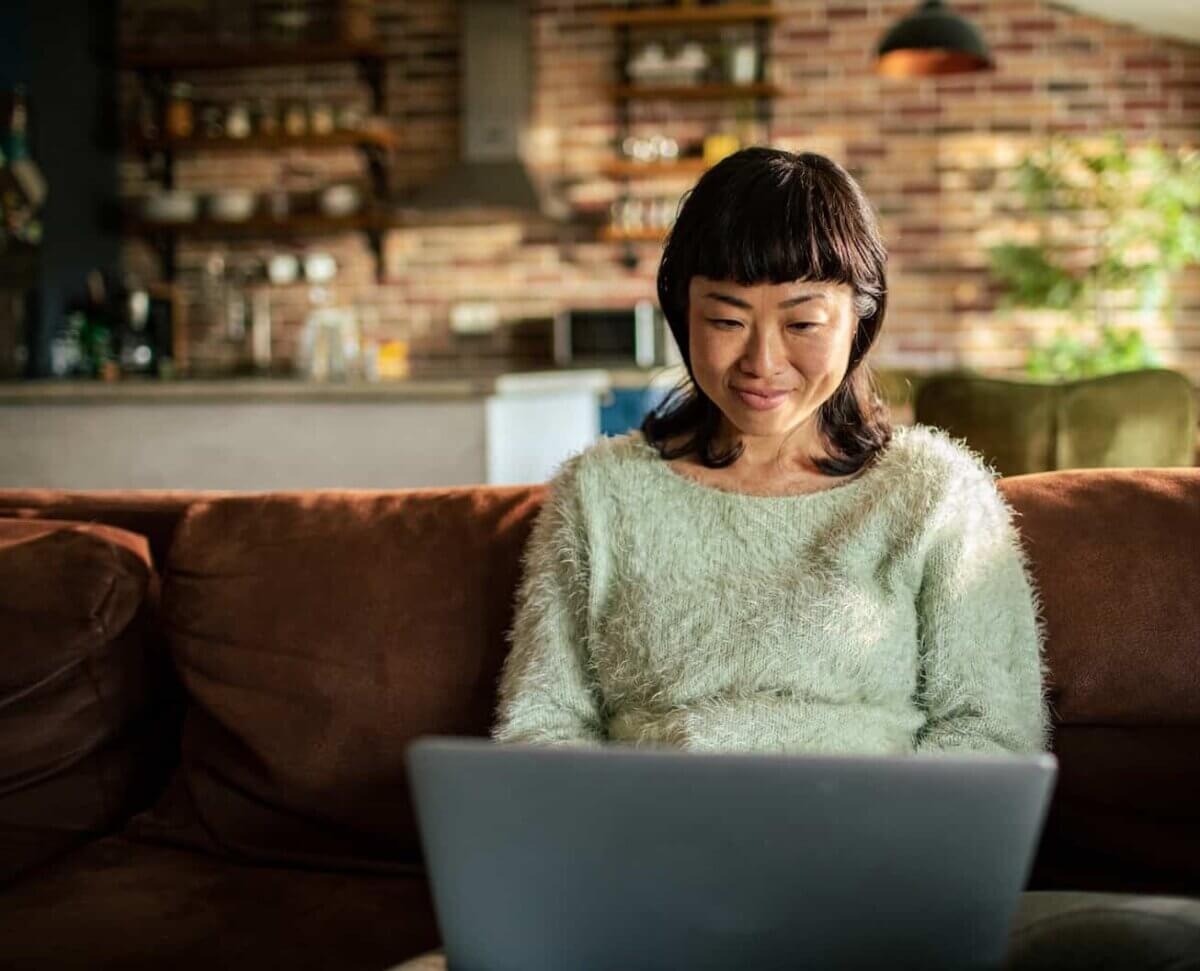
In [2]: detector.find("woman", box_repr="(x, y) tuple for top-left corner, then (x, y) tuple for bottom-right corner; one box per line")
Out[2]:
(492, 147), (1051, 758)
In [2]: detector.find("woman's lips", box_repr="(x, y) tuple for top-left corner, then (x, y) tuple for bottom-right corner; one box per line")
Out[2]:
(733, 387), (790, 411)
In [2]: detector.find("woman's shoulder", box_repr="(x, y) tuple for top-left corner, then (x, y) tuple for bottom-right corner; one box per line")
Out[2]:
(886, 423), (999, 487)
(544, 430), (657, 498)
(882, 423), (1015, 541)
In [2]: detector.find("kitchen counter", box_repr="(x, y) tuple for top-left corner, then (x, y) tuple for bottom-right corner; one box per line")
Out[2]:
(0, 367), (674, 490)
(0, 366), (686, 404)
(0, 377), (498, 403)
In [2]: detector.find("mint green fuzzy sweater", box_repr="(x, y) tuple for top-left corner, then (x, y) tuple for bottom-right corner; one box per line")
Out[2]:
(492, 424), (1052, 757)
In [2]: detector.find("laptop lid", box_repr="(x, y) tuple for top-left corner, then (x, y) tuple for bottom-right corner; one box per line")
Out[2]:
(406, 736), (1057, 971)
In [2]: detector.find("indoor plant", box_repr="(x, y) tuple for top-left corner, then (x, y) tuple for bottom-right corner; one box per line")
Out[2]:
(987, 134), (1200, 379)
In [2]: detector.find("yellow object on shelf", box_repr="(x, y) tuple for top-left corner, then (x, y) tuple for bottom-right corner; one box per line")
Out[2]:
(703, 133), (740, 167)
(374, 339), (410, 380)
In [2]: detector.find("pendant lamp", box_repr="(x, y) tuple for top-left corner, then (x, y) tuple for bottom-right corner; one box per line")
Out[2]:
(876, 0), (993, 78)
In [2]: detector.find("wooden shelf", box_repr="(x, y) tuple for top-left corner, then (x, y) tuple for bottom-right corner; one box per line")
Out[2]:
(125, 210), (390, 240)
(125, 128), (402, 154)
(601, 158), (709, 178)
(612, 81), (780, 100)
(600, 225), (669, 242)
(124, 209), (393, 283)
(119, 41), (387, 71)
(601, 4), (780, 27)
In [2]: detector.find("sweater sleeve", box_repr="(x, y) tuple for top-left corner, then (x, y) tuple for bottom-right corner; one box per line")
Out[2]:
(491, 456), (607, 747)
(912, 472), (1052, 757)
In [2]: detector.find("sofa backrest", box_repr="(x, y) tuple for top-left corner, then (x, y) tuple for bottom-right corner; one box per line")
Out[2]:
(0, 489), (210, 566)
(122, 485), (548, 873)
(2, 467), (1197, 893)
(998, 467), (1200, 893)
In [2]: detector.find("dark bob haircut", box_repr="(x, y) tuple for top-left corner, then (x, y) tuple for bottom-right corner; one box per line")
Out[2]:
(642, 147), (892, 477)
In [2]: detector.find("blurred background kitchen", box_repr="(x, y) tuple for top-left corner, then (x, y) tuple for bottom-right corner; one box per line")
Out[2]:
(1, 0), (1197, 489)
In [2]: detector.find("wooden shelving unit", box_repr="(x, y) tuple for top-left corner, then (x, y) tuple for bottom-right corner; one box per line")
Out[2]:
(600, 225), (669, 243)
(120, 41), (390, 113)
(599, 4), (780, 247)
(600, 4), (781, 27)
(117, 40), (397, 281)
(600, 158), (709, 179)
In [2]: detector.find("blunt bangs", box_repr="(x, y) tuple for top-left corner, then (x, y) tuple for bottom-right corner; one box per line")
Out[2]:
(693, 164), (860, 290)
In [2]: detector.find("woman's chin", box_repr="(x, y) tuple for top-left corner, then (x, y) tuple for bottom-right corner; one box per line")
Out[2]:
(723, 403), (804, 437)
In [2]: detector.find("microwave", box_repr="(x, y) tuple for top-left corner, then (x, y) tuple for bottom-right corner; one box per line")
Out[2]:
(553, 301), (681, 369)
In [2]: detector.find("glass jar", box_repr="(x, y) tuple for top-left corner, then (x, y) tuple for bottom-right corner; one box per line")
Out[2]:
(283, 101), (308, 137)
(165, 82), (194, 140)
(309, 102), (335, 136)
(225, 101), (252, 139)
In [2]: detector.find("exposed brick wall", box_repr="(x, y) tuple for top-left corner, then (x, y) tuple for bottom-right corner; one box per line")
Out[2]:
(117, 0), (1200, 385)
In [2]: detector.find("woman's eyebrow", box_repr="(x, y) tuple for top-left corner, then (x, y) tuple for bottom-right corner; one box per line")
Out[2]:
(703, 291), (829, 309)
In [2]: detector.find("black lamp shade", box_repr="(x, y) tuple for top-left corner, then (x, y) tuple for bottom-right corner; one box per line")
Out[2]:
(876, 0), (993, 77)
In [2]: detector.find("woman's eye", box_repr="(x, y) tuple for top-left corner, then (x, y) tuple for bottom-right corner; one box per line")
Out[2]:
(707, 318), (742, 328)
(788, 322), (816, 331)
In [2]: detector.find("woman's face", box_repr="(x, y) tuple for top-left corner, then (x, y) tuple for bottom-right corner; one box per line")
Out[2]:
(686, 275), (858, 455)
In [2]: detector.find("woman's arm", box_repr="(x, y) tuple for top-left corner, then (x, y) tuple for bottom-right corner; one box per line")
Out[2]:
(491, 456), (607, 747)
(913, 474), (1053, 756)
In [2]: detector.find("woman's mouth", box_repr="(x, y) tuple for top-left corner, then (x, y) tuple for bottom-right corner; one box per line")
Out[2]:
(733, 387), (790, 411)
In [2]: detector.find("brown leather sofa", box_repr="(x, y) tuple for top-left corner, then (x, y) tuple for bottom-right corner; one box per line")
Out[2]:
(1, 467), (1198, 970)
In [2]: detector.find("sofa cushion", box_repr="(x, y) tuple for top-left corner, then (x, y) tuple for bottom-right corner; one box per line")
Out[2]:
(999, 467), (1200, 892)
(128, 486), (544, 871)
(0, 518), (159, 884)
(0, 834), (440, 971)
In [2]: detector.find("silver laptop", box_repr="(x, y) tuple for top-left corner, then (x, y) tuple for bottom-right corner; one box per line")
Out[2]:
(405, 736), (1057, 971)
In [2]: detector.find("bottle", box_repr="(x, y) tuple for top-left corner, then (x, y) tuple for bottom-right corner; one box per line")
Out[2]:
(250, 288), (273, 374)
(82, 270), (118, 380)
(165, 83), (194, 139)
(117, 279), (158, 376)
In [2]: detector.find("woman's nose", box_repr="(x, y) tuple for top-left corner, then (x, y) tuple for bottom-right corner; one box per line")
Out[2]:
(740, 328), (784, 376)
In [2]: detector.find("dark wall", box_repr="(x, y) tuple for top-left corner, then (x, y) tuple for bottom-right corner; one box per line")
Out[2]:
(3, 0), (119, 377)
(0, 1), (32, 88)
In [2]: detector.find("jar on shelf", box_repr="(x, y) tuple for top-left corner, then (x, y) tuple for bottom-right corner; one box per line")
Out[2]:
(722, 29), (760, 84)
(165, 82), (194, 140)
(335, 103), (366, 131)
(282, 101), (308, 137)
(225, 101), (252, 139)
(309, 102), (336, 136)
(198, 102), (225, 139)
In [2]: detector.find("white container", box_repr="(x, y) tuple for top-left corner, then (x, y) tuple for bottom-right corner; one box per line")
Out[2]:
(319, 183), (363, 217)
(727, 41), (759, 84)
(208, 190), (257, 222)
(142, 190), (198, 224)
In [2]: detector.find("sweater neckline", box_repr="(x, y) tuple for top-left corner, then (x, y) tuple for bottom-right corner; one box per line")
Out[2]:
(629, 430), (895, 504)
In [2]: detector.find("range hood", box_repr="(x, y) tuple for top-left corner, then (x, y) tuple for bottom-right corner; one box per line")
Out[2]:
(404, 0), (559, 219)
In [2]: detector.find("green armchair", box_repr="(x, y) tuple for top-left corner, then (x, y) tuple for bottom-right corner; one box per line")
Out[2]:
(912, 369), (1198, 477)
